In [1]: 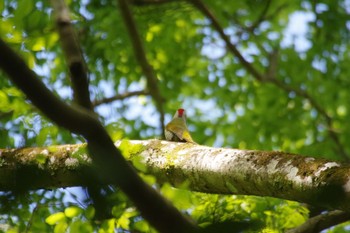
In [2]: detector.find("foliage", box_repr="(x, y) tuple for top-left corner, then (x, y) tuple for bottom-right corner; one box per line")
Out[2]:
(1, 0), (350, 232)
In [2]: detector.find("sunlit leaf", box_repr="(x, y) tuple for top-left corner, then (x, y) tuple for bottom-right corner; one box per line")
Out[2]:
(31, 37), (45, 51)
(134, 220), (150, 232)
(54, 222), (68, 233)
(64, 206), (82, 218)
(45, 212), (66, 225)
(101, 219), (116, 233)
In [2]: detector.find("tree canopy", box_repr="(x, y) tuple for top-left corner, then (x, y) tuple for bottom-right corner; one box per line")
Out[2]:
(1, 0), (350, 232)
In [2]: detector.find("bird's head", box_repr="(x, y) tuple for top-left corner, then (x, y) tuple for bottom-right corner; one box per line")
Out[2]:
(173, 108), (186, 120)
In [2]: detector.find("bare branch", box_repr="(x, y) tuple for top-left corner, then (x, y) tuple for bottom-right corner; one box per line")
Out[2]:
(51, 0), (93, 110)
(244, 0), (272, 32)
(117, 0), (166, 135)
(0, 39), (197, 233)
(286, 210), (350, 233)
(131, 0), (177, 6)
(93, 90), (150, 107)
(189, 0), (264, 81)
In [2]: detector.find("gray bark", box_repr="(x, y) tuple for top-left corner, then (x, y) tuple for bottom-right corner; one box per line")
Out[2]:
(1, 139), (349, 211)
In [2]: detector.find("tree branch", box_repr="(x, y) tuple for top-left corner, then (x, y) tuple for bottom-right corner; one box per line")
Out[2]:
(270, 78), (349, 161)
(243, 0), (272, 32)
(189, 0), (264, 81)
(130, 0), (177, 6)
(92, 90), (150, 107)
(0, 39), (197, 233)
(1, 140), (350, 212)
(50, 0), (114, 218)
(51, 0), (93, 110)
(190, 0), (349, 161)
(117, 0), (166, 135)
(286, 210), (350, 233)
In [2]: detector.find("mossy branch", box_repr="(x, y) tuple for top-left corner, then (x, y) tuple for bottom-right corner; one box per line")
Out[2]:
(1, 139), (350, 211)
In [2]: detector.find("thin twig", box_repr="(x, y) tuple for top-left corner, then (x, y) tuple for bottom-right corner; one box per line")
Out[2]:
(93, 90), (150, 107)
(51, 0), (92, 110)
(286, 210), (350, 233)
(25, 204), (39, 233)
(118, 0), (166, 135)
(190, 0), (264, 81)
(245, 0), (272, 32)
(131, 0), (176, 5)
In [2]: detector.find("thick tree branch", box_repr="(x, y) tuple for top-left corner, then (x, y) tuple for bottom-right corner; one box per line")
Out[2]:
(92, 90), (150, 107)
(0, 39), (197, 233)
(0, 40), (97, 136)
(286, 210), (350, 233)
(51, 0), (112, 218)
(51, 0), (93, 110)
(1, 140), (350, 212)
(117, 0), (166, 135)
(132, 140), (350, 211)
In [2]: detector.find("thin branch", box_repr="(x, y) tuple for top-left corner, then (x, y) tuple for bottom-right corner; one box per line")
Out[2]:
(0, 39), (197, 233)
(189, 0), (264, 81)
(264, 3), (289, 22)
(242, 2), (289, 33)
(270, 78), (349, 161)
(93, 90), (150, 107)
(190, 0), (349, 161)
(117, 0), (165, 135)
(51, 0), (93, 110)
(244, 0), (272, 32)
(131, 0), (177, 6)
(286, 210), (350, 233)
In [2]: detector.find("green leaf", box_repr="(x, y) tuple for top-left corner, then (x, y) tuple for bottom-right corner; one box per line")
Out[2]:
(85, 206), (95, 220)
(105, 122), (124, 141)
(131, 155), (147, 172)
(134, 220), (150, 232)
(45, 212), (66, 225)
(64, 206), (82, 218)
(111, 203), (126, 219)
(0, 1), (4, 13)
(54, 222), (68, 233)
(69, 220), (93, 233)
(101, 219), (116, 232)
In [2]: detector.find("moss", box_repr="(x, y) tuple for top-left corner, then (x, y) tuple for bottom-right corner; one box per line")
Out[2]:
(71, 144), (89, 162)
(119, 139), (145, 159)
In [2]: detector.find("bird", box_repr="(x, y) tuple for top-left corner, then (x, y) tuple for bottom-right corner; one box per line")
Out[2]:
(164, 108), (196, 143)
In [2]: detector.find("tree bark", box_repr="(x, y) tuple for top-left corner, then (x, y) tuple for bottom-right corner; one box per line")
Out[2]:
(1, 139), (350, 211)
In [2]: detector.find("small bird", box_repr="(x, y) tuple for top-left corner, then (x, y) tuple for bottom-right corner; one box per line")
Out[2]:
(164, 108), (195, 143)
